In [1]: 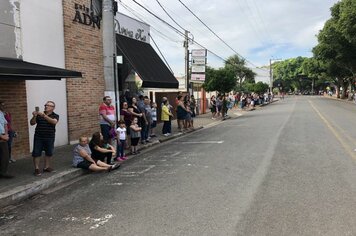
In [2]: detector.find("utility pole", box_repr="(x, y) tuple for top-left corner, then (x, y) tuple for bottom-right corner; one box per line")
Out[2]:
(184, 30), (190, 93)
(103, 0), (115, 90)
(103, 0), (119, 116)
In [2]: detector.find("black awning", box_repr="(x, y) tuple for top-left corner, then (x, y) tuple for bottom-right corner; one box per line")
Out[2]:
(0, 58), (82, 80)
(116, 34), (178, 89)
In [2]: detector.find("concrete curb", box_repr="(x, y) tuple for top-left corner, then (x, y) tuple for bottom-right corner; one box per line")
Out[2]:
(0, 111), (249, 209)
(0, 168), (85, 209)
(323, 95), (355, 105)
(0, 126), (205, 209)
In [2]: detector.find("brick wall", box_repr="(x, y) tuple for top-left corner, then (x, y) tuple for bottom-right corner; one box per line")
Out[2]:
(63, 0), (105, 142)
(0, 80), (30, 159)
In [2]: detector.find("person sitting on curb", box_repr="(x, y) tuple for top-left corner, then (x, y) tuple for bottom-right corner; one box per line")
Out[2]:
(89, 132), (116, 164)
(73, 136), (120, 172)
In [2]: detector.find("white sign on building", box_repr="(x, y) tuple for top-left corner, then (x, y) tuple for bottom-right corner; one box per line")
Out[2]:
(191, 49), (207, 57)
(115, 12), (150, 43)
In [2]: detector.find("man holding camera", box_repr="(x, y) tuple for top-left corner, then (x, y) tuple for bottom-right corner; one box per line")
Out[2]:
(30, 101), (59, 176)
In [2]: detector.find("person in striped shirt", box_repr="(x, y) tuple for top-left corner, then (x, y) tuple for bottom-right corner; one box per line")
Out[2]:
(30, 101), (59, 176)
(99, 96), (116, 145)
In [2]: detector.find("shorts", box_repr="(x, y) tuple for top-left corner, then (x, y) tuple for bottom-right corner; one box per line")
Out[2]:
(131, 137), (140, 146)
(76, 160), (94, 170)
(151, 121), (157, 128)
(185, 113), (192, 121)
(32, 137), (55, 157)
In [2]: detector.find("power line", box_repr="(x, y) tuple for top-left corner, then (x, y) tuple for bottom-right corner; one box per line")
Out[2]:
(117, 2), (178, 73)
(177, 0), (264, 70)
(128, 0), (233, 65)
(149, 33), (174, 74)
(156, 0), (186, 32)
(121, 0), (268, 73)
(119, 1), (182, 44)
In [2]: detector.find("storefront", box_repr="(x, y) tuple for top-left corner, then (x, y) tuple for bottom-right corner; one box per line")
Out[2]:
(0, 0), (83, 159)
(115, 13), (179, 97)
(0, 0), (180, 160)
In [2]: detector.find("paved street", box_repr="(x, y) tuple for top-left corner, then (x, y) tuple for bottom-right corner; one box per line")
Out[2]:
(2, 96), (356, 235)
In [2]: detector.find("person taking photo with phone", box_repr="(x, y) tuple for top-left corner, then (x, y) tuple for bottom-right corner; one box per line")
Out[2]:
(30, 101), (59, 176)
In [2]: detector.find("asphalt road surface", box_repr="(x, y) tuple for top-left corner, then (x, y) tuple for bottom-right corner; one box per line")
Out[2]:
(2, 96), (356, 236)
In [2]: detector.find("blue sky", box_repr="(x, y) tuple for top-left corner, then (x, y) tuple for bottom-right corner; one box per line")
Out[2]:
(118, 0), (339, 82)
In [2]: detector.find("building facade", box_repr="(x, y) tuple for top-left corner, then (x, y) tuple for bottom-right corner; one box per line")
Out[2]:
(0, 0), (182, 160)
(0, 0), (106, 159)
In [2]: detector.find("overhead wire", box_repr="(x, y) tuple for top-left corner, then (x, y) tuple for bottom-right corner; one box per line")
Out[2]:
(155, 0), (186, 32)
(117, 1), (177, 73)
(250, 0), (275, 44)
(177, 0), (267, 70)
(120, 0), (268, 76)
(119, 1), (181, 44)
(149, 33), (174, 74)
(128, 0), (233, 65)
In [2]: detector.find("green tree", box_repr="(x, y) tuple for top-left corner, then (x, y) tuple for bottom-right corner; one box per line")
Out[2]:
(203, 54), (256, 94)
(312, 0), (356, 97)
(203, 66), (236, 94)
(273, 57), (309, 92)
(244, 81), (269, 94)
(225, 55), (256, 90)
(338, 0), (356, 44)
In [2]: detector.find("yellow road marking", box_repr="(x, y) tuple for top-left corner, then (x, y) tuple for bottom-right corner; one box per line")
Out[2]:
(309, 100), (356, 161)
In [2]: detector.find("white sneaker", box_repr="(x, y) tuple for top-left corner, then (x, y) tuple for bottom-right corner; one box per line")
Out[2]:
(164, 133), (169, 136)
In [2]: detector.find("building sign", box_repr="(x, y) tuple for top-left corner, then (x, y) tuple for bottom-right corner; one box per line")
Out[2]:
(191, 65), (206, 73)
(73, 3), (101, 29)
(191, 73), (205, 82)
(192, 58), (206, 65)
(115, 13), (150, 43)
(191, 49), (207, 82)
(191, 49), (207, 57)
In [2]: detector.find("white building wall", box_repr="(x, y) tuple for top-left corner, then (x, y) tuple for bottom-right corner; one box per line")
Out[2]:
(21, 0), (68, 148)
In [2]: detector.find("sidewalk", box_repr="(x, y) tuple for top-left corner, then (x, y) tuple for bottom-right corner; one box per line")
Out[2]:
(0, 107), (251, 209)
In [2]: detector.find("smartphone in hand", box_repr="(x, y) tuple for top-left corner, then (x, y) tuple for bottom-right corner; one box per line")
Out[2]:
(35, 106), (39, 112)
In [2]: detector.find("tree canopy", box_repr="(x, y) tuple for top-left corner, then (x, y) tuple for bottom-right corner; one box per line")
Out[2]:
(203, 54), (258, 94)
(272, 0), (356, 98)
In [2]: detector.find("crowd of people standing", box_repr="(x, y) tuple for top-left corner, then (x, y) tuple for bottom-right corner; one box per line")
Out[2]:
(209, 92), (274, 119)
(0, 91), (249, 178)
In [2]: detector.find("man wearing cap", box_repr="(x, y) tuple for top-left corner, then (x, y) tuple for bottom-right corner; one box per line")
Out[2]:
(99, 96), (116, 144)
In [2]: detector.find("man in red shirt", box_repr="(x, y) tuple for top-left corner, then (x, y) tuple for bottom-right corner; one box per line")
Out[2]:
(99, 96), (116, 144)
